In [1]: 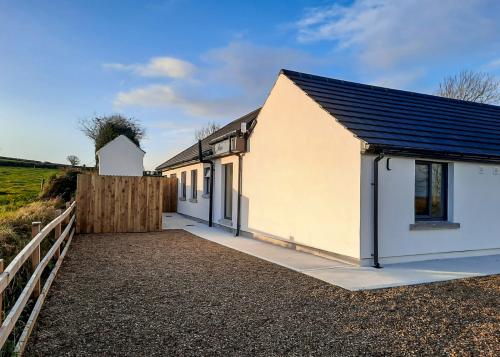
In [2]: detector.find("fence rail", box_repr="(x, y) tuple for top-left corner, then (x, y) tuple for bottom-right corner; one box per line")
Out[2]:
(0, 201), (76, 354)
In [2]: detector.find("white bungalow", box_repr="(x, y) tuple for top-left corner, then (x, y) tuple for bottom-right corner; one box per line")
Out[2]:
(157, 69), (500, 266)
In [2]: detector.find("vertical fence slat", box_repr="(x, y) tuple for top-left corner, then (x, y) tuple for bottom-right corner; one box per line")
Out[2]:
(145, 178), (151, 231)
(157, 178), (162, 231)
(107, 176), (115, 233)
(126, 177), (132, 232)
(87, 175), (95, 234)
(140, 177), (147, 232)
(153, 178), (158, 230)
(130, 177), (140, 232)
(94, 176), (101, 234)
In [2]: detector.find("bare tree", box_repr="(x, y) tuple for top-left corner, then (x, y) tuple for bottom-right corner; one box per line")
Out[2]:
(66, 155), (80, 167)
(194, 122), (221, 141)
(436, 70), (500, 104)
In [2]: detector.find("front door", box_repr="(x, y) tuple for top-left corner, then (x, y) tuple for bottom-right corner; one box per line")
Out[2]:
(223, 163), (233, 220)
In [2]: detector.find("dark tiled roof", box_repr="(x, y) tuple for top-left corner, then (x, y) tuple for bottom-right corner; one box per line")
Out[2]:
(156, 108), (260, 170)
(282, 69), (500, 160)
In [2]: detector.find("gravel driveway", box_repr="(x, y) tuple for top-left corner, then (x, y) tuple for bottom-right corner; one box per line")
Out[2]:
(26, 230), (499, 356)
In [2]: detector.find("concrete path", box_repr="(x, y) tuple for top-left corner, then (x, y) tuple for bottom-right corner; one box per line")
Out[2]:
(164, 213), (500, 290)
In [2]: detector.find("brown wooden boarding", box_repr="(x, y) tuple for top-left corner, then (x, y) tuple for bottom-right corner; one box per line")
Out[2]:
(76, 174), (177, 234)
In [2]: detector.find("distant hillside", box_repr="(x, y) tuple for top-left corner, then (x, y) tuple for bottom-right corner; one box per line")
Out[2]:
(0, 156), (69, 169)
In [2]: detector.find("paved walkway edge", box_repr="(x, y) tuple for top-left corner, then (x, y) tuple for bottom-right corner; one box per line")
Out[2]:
(164, 213), (500, 291)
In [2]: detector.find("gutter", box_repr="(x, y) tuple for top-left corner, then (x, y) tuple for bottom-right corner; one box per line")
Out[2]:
(208, 130), (239, 145)
(373, 153), (384, 269)
(366, 146), (500, 165)
(198, 140), (214, 227)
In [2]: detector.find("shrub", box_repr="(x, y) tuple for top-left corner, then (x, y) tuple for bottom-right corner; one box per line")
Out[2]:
(41, 169), (79, 202)
(0, 199), (61, 264)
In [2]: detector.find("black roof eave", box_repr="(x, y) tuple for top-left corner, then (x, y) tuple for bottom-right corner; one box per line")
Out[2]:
(157, 150), (243, 172)
(366, 145), (500, 164)
(155, 108), (261, 171)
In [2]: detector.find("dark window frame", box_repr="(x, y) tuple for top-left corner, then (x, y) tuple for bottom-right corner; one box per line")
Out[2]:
(180, 171), (186, 199)
(415, 161), (448, 221)
(191, 169), (197, 199)
(223, 163), (233, 220)
(203, 167), (210, 195)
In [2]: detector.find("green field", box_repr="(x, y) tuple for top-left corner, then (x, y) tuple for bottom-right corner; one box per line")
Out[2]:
(0, 166), (60, 212)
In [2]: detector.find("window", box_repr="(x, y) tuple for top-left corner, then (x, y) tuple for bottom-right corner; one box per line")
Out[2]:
(191, 169), (197, 200)
(180, 171), (186, 199)
(223, 163), (233, 219)
(170, 173), (177, 179)
(203, 167), (210, 195)
(415, 161), (447, 221)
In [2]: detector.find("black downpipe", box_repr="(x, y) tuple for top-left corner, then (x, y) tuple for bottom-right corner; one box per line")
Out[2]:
(373, 153), (385, 269)
(235, 154), (243, 236)
(198, 140), (214, 227)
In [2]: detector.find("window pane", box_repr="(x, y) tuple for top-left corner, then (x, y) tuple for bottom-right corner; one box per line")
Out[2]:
(181, 172), (186, 198)
(415, 164), (429, 215)
(204, 167), (210, 194)
(224, 164), (233, 219)
(431, 164), (444, 218)
(191, 170), (197, 199)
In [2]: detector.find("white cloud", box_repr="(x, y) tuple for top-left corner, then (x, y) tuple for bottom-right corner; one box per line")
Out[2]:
(112, 41), (318, 117)
(103, 56), (195, 79)
(114, 85), (179, 107)
(114, 83), (253, 117)
(369, 68), (426, 89)
(484, 58), (500, 71)
(294, 0), (500, 70)
(204, 41), (316, 92)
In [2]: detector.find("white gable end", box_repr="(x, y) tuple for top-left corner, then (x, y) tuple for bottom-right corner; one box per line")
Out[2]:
(97, 135), (145, 176)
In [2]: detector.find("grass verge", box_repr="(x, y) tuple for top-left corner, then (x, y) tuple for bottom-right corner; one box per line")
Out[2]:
(0, 167), (60, 213)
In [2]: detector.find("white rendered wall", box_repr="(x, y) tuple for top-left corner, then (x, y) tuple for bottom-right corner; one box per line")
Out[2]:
(360, 154), (500, 265)
(241, 74), (362, 259)
(163, 155), (240, 230)
(97, 136), (144, 176)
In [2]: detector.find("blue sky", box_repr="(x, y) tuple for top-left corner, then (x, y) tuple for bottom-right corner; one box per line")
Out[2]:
(1, 0), (499, 169)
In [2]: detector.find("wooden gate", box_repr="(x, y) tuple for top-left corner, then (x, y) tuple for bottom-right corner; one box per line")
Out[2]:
(76, 174), (164, 233)
(162, 177), (178, 213)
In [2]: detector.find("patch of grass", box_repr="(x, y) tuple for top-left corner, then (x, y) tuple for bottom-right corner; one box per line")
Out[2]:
(0, 166), (60, 213)
(0, 200), (62, 263)
(0, 199), (63, 356)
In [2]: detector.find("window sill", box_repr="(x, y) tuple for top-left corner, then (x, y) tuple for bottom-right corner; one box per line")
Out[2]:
(219, 218), (233, 226)
(179, 197), (186, 201)
(189, 198), (198, 203)
(202, 194), (210, 199)
(409, 221), (460, 231)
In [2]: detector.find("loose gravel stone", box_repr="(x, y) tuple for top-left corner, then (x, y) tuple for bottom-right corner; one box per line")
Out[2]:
(25, 230), (500, 356)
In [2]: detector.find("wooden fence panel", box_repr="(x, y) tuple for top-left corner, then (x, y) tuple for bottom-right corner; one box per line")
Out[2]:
(162, 177), (178, 213)
(76, 174), (173, 234)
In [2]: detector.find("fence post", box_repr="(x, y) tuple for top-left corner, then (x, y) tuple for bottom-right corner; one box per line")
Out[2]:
(54, 210), (62, 259)
(31, 222), (42, 298)
(0, 259), (4, 323)
(65, 201), (71, 225)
